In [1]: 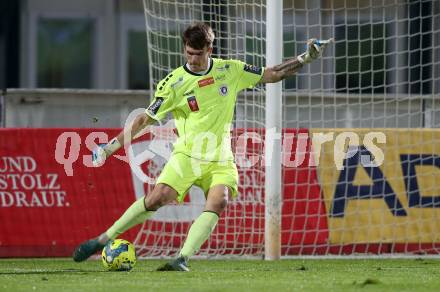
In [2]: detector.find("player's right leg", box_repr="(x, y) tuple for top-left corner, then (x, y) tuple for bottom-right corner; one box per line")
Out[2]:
(157, 160), (239, 272)
(72, 184), (178, 262)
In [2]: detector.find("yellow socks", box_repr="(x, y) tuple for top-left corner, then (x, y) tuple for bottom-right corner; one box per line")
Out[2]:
(180, 211), (219, 259)
(105, 197), (153, 240)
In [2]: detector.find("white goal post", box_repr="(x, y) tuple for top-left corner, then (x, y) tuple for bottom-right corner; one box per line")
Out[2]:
(139, 0), (440, 259)
(265, 0), (282, 261)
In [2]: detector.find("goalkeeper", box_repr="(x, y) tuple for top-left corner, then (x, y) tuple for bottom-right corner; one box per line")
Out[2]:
(73, 22), (331, 271)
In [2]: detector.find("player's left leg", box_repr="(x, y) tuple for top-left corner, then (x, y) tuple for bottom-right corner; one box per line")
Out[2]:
(157, 184), (231, 272)
(73, 185), (178, 262)
(73, 153), (194, 262)
(72, 197), (149, 262)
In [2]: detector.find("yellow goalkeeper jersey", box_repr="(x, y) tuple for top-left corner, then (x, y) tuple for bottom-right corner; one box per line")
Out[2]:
(146, 58), (264, 161)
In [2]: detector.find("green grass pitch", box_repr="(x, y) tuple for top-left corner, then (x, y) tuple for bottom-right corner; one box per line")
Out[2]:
(1, 258), (440, 291)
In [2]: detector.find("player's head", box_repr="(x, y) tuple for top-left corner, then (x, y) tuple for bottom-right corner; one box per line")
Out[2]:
(182, 23), (214, 72)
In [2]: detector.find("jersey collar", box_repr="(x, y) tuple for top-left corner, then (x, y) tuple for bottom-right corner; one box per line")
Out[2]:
(183, 58), (214, 76)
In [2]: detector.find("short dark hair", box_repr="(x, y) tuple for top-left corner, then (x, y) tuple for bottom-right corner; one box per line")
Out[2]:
(182, 22), (215, 50)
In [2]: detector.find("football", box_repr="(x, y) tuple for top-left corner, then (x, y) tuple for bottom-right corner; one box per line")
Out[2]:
(101, 239), (137, 271)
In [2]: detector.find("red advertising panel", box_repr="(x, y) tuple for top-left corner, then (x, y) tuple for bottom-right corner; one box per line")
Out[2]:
(0, 128), (327, 257)
(0, 129), (139, 256)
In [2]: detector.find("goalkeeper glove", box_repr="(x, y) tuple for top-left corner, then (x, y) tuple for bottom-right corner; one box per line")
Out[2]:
(92, 138), (121, 167)
(297, 38), (333, 64)
(92, 144), (107, 167)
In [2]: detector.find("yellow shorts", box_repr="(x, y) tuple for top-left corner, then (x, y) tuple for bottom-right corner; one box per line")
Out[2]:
(156, 153), (238, 203)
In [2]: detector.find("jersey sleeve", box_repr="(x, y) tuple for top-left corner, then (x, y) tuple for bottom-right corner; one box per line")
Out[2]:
(230, 60), (265, 92)
(145, 77), (176, 121)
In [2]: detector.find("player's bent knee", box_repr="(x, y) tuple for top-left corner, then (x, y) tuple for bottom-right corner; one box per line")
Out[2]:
(143, 196), (158, 211)
(205, 185), (230, 214)
(206, 197), (228, 215)
(144, 184), (177, 210)
(218, 197), (228, 211)
(210, 200), (227, 213)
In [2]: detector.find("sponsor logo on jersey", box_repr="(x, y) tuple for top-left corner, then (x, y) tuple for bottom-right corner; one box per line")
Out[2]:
(147, 97), (164, 115)
(215, 74), (226, 81)
(198, 77), (215, 88)
(171, 77), (184, 89)
(216, 64), (230, 72)
(243, 64), (262, 75)
(219, 85), (228, 96)
(187, 96), (199, 112)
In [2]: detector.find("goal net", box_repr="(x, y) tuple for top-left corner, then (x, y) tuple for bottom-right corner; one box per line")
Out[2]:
(137, 0), (440, 257)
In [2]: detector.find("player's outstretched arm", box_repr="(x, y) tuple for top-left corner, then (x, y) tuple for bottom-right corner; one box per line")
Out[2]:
(260, 38), (333, 84)
(92, 113), (154, 166)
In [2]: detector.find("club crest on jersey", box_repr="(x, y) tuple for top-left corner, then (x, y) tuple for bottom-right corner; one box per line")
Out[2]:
(243, 64), (262, 75)
(219, 85), (228, 96)
(187, 96), (199, 112)
(198, 77), (215, 88)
